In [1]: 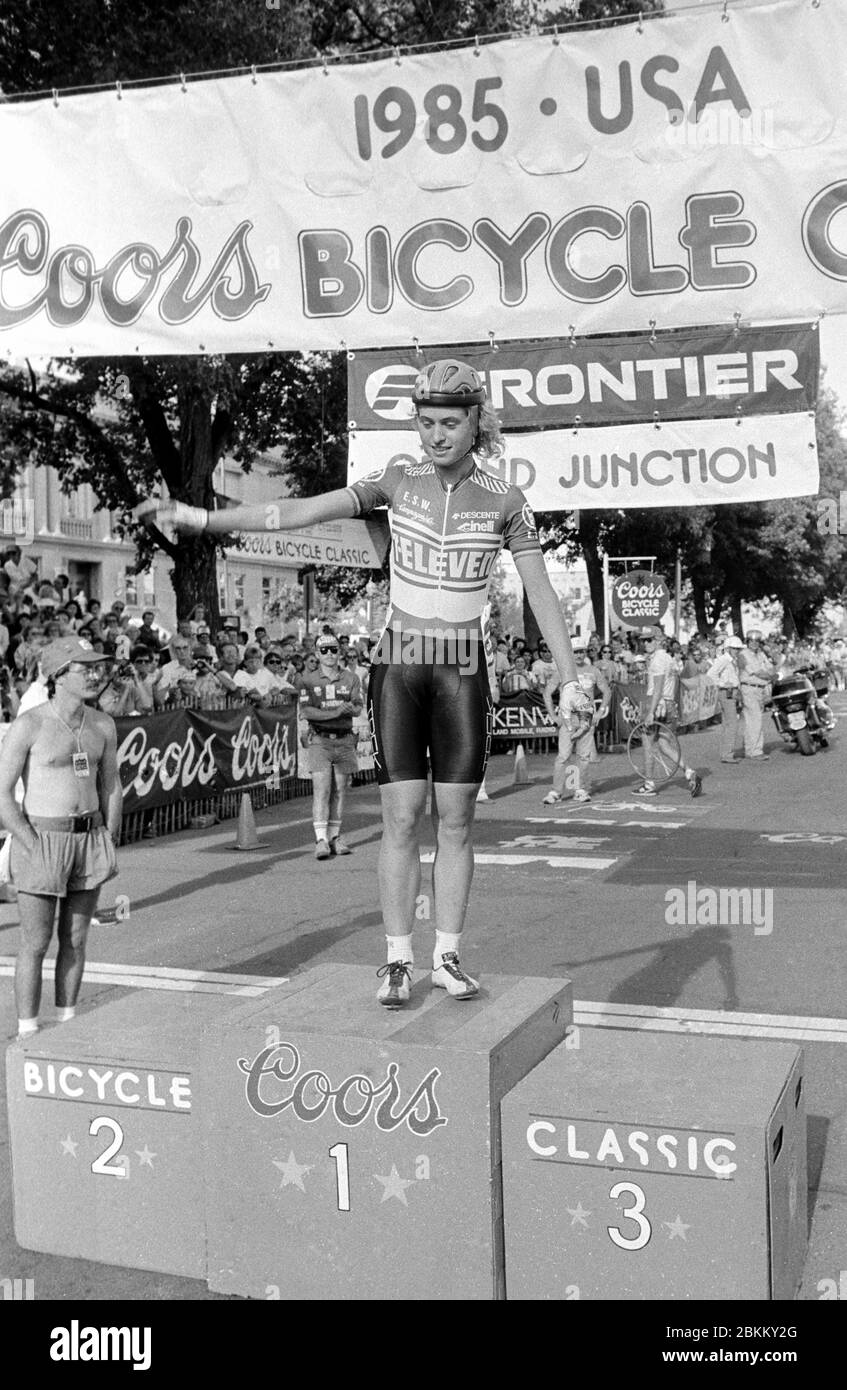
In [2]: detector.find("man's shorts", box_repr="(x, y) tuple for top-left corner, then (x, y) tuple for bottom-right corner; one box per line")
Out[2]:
(9, 826), (117, 897)
(308, 732), (358, 777)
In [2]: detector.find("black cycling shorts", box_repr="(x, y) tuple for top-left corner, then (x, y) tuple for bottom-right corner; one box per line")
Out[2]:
(367, 647), (493, 785)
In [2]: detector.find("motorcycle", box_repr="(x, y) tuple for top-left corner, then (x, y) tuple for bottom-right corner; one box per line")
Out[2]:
(766, 664), (836, 755)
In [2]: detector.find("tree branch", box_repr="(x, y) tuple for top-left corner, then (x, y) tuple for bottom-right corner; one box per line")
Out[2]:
(0, 375), (178, 559)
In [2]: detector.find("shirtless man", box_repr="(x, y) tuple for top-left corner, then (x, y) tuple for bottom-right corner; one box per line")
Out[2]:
(0, 636), (122, 1039)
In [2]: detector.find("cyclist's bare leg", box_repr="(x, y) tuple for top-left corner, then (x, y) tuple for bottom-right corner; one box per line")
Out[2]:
(430, 781), (479, 938)
(378, 779), (428, 942)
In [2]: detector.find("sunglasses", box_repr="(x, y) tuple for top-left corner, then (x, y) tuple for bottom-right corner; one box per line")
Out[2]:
(266, 659), (282, 666)
(318, 645), (339, 654)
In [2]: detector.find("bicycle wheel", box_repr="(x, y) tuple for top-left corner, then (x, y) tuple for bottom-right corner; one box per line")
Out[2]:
(627, 720), (682, 785)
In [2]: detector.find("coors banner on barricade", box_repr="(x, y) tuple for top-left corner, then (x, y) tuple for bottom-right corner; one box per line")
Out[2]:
(349, 413), (819, 510)
(1, 0), (847, 354)
(116, 705), (297, 814)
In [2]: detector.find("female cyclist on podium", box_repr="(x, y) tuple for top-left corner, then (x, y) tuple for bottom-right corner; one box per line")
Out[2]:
(137, 359), (590, 1007)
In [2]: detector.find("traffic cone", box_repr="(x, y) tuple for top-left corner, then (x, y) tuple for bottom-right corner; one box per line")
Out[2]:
(230, 792), (264, 851)
(513, 742), (529, 784)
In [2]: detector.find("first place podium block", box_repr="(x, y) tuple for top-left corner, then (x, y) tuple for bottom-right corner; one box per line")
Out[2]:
(200, 963), (572, 1300)
(501, 1029), (807, 1301)
(7, 991), (234, 1279)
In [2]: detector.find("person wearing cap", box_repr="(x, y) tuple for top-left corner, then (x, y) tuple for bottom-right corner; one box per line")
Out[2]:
(136, 357), (589, 1008)
(636, 627), (702, 797)
(707, 636), (744, 763)
(737, 629), (777, 760)
(0, 636), (121, 1040)
(295, 632), (363, 859)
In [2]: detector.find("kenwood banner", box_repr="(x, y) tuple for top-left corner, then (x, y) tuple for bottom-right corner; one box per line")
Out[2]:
(348, 324), (820, 430)
(2, 0), (847, 354)
(348, 412), (819, 510)
(115, 705), (297, 813)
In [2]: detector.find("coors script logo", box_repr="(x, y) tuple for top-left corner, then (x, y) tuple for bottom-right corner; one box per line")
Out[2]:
(238, 1042), (448, 1137)
(0, 210), (270, 328)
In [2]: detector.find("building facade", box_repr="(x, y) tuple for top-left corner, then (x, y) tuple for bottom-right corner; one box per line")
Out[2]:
(9, 454), (304, 634)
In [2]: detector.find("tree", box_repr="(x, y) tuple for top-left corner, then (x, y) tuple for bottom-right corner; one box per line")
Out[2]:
(0, 0), (548, 622)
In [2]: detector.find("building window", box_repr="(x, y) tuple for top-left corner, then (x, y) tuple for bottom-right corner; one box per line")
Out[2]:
(124, 568), (139, 606)
(233, 572), (245, 613)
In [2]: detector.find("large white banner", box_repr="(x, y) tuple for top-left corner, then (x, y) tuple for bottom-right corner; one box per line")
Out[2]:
(3, 0), (847, 355)
(348, 413), (819, 510)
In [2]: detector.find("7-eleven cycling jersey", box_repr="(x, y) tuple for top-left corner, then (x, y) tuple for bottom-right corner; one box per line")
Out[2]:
(347, 459), (541, 634)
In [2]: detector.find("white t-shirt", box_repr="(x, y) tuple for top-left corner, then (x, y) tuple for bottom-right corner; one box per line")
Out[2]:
(233, 667), (277, 697)
(647, 649), (678, 703)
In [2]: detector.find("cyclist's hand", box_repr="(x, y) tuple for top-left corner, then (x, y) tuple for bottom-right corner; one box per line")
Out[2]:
(560, 681), (592, 717)
(134, 500), (208, 537)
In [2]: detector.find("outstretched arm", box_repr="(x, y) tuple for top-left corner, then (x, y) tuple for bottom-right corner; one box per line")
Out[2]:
(136, 489), (357, 537)
(514, 553), (579, 688)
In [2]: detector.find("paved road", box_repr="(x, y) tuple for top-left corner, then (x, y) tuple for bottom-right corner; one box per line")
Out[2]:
(2, 698), (846, 1301)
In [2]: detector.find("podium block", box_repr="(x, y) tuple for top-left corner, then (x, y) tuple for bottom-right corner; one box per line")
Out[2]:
(501, 1030), (806, 1300)
(7, 991), (232, 1278)
(200, 963), (572, 1300)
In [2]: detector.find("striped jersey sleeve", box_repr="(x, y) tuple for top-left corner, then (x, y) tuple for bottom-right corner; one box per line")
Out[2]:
(347, 462), (406, 517)
(502, 487), (542, 557)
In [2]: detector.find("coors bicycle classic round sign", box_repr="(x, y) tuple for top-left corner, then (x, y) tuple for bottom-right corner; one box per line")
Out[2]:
(611, 570), (671, 628)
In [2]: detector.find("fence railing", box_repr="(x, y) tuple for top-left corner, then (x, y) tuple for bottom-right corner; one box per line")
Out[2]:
(118, 766), (380, 845)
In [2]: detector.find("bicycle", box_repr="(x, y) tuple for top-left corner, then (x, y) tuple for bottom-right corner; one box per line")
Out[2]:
(626, 718), (682, 786)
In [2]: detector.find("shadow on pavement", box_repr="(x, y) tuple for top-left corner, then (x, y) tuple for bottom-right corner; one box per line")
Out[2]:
(232, 909), (383, 976)
(553, 924), (739, 1010)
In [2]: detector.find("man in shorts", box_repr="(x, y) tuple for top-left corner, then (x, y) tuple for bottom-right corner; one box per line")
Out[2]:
(542, 644), (611, 805)
(137, 358), (590, 1006)
(635, 627), (702, 798)
(0, 636), (122, 1039)
(296, 631), (363, 859)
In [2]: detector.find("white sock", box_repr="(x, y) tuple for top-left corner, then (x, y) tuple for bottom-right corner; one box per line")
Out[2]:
(314, 822), (328, 843)
(684, 766), (695, 780)
(17, 1017), (39, 1035)
(56, 1006), (76, 1023)
(386, 934), (413, 965)
(328, 821), (341, 841)
(434, 931), (462, 968)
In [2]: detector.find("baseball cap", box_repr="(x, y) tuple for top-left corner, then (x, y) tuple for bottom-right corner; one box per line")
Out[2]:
(724, 635), (744, 649)
(640, 626), (666, 642)
(42, 636), (105, 678)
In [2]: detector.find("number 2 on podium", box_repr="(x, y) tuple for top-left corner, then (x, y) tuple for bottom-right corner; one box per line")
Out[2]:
(329, 1142), (350, 1212)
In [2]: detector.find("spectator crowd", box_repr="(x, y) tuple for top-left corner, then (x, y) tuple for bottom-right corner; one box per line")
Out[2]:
(0, 544), (844, 727)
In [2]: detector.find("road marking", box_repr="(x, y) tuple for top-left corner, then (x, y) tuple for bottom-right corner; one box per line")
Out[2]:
(499, 835), (611, 851)
(420, 852), (617, 869)
(574, 999), (847, 1045)
(526, 817), (686, 830)
(0, 957), (287, 998)
(585, 802), (689, 813)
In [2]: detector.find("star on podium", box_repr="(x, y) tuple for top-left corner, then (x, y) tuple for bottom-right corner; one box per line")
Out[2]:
(374, 1164), (415, 1205)
(273, 1151), (314, 1191)
(663, 1214), (691, 1241)
(566, 1202), (591, 1228)
(60, 1134), (78, 1158)
(136, 1145), (156, 1168)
